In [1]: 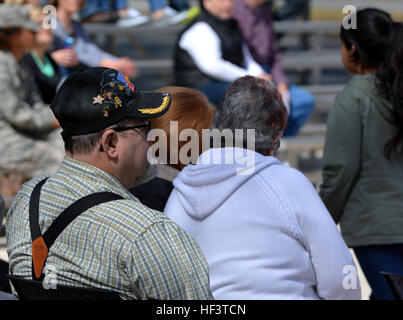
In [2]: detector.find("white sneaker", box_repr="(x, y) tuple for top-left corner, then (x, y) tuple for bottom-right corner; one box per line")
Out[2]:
(167, 10), (189, 25)
(126, 8), (143, 18)
(117, 15), (149, 27)
(152, 7), (189, 27)
(162, 6), (178, 17)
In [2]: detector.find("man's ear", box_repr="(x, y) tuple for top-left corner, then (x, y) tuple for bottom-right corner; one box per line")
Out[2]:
(100, 130), (119, 159)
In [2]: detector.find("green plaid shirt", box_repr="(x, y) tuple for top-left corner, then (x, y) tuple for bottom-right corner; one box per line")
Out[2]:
(6, 157), (213, 299)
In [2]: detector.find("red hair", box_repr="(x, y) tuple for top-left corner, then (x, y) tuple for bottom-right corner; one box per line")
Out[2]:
(151, 86), (215, 170)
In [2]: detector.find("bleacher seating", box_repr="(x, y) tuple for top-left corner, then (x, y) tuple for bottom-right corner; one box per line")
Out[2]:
(82, 19), (346, 184)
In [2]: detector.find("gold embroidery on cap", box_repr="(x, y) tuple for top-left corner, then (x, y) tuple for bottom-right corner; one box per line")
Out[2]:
(114, 96), (122, 109)
(137, 95), (170, 115)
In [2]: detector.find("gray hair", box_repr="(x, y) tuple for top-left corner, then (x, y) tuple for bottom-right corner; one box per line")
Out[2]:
(64, 119), (135, 155)
(214, 76), (287, 155)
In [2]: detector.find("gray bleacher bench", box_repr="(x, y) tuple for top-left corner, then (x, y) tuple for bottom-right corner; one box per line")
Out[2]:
(85, 20), (336, 185)
(133, 50), (341, 70)
(282, 50), (342, 70)
(298, 123), (327, 136)
(83, 20), (343, 84)
(279, 134), (325, 185)
(83, 20), (345, 116)
(302, 84), (344, 94)
(282, 134), (325, 152)
(83, 20), (340, 37)
(133, 49), (343, 86)
(83, 23), (182, 36)
(301, 84), (344, 117)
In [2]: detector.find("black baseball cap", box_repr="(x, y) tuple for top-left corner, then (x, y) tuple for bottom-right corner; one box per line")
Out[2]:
(50, 67), (171, 139)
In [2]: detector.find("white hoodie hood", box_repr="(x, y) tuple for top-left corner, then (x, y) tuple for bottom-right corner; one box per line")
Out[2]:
(172, 148), (280, 220)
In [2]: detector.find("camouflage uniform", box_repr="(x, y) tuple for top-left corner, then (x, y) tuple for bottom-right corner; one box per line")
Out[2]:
(0, 5), (64, 179)
(0, 50), (64, 178)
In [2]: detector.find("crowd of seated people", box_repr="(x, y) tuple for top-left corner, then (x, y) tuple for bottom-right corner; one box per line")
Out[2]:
(0, 0), (314, 198)
(0, 0), (402, 301)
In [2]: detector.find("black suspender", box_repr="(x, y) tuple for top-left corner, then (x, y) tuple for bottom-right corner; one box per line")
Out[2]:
(29, 178), (124, 281)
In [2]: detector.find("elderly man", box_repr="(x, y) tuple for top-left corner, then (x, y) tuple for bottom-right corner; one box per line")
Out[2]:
(6, 67), (213, 300)
(164, 76), (361, 300)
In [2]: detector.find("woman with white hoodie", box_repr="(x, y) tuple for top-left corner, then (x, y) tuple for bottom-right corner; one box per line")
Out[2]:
(164, 76), (361, 300)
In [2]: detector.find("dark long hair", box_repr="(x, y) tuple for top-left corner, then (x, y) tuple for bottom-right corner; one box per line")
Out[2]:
(340, 8), (403, 158)
(378, 22), (403, 158)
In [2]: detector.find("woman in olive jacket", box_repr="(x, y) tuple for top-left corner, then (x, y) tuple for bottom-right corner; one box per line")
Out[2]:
(319, 8), (403, 300)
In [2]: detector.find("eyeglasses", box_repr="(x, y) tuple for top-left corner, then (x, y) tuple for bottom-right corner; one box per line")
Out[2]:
(112, 121), (151, 135)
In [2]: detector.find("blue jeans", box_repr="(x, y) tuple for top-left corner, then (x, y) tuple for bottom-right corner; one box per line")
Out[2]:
(354, 244), (403, 300)
(150, 0), (189, 12)
(198, 80), (232, 107)
(80, 0), (128, 19)
(261, 64), (314, 136)
(149, 0), (166, 12)
(283, 84), (314, 137)
(198, 80), (314, 137)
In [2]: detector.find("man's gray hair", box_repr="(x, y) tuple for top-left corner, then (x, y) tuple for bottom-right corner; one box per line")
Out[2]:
(64, 119), (135, 155)
(214, 76), (287, 155)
